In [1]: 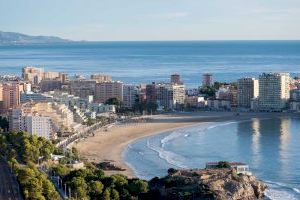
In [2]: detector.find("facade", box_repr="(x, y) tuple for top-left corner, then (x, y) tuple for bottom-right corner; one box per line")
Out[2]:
(290, 89), (300, 112)
(123, 84), (139, 108)
(20, 91), (53, 104)
(2, 83), (24, 112)
(94, 81), (123, 103)
(90, 74), (112, 83)
(24, 115), (52, 139)
(185, 96), (206, 108)
(156, 83), (185, 110)
(202, 73), (213, 87)
(205, 162), (252, 175)
(22, 66), (44, 85)
(170, 74), (182, 85)
(146, 83), (157, 104)
(207, 99), (231, 110)
(216, 86), (237, 107)
(258, 73), (290, 111)
(9, 107), (53, 139)
(40, 79), (62, 92)
(237, 78), (259, 108)
(69, 80), (96, 98)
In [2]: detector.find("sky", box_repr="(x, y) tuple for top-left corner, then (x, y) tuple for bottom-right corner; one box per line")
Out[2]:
(1, 0), (300, 41)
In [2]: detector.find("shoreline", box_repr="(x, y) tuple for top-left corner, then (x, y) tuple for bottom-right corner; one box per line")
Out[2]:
(75, 112), (299, 178)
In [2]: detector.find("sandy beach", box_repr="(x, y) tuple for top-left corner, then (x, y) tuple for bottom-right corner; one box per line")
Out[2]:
(75, 112), (294, 177)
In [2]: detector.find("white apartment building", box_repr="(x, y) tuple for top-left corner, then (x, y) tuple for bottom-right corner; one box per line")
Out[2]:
(258, 73), (290, 111)
(156, 83), (185, 110)
(237, 78), (259, 108)
(9, 107), (53, 139)
(24, 115), (52, 139)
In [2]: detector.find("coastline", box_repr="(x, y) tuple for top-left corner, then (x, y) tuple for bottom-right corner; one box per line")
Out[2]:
(74, 112), (298, 178)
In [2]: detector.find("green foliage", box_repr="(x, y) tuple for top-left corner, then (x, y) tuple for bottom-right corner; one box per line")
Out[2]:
(105, 97), (121, 106)
(88, 180), (104, 197)
(199, 86), (216, 97)
(129, 179), (149, 195)
(18, 166), (60, 200)
(217, 161), (231, 169)
(0, 131), (56, 164)
(0, 132), (60, 200)
(0, 116), (9, 132)
(167, 168), (178, 175)
(52, 164), (70, 177)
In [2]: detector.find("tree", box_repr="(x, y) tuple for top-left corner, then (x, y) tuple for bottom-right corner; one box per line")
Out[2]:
(0, 116), (9, 131)
(102, 188), (111, 200)
(88, 181), (104, 198)
(69, 177), (88, 199)
(111, 188), (120, 200)
(129, 180), (149, 195)
(105, 97), (121, 106)
(217, 161), (231, 169)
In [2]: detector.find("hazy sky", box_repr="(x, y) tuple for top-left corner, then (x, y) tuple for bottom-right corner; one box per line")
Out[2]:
(1, 0), (300, 41)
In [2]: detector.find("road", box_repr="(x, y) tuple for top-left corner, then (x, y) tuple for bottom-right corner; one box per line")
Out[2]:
(0, 158), (23, 200)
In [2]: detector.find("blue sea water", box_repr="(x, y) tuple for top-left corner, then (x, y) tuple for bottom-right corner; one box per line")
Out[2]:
(123, 117), (300, 200)
(1, 41), (300, 88)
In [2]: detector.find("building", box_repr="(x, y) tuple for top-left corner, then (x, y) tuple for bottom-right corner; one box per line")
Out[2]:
(20, 91), (53, 104)
(9, 101), (81, 137)
(69, 80), (96, 98)
(40, 79), (62, 92)
(207, 99), (231, 110)
(216, 86), (237, 107)
(9, 106), (53, 139)
(46, 91), (116, 119)
(205, 162), (252, 175)
(185, 96), (206, 108)
(44, 71), (61, 80)
(202, 73), (213, 87)
(90, 74), (112, 83)
(24, 115), (52, 139)
(94, 81), (123, 103)
(290, 89), (300, 112)
(2, 83), (24, 112)
(258, 73), (290, 111)
(156, 83), (185, 110)
(123, 85), (139, 108)
(22, 66), (44, 85)
(237, 78), (259, 108)
(146, 82), (157, 104)
(170, 74), (182, 85)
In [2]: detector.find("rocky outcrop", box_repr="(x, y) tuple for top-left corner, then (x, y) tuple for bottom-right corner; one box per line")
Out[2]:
(148, 168), (267, 200)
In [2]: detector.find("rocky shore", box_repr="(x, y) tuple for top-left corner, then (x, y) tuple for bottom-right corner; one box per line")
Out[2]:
(148, 168), (267, 200)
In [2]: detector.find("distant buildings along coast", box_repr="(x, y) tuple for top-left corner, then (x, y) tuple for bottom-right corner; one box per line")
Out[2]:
(0, 66), (299, 140)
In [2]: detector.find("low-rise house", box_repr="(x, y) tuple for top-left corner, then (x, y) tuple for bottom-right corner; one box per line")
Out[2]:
(206, 162), (252, 175)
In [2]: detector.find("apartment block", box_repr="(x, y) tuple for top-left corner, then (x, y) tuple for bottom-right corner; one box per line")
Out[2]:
(237, 78), (259, 108)
(258, 73), (290, 111)
(94, 81), (123, 103)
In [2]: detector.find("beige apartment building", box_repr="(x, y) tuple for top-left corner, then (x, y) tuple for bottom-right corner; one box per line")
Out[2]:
(94, 81), (123, 103)
(91, 74), (112, 83)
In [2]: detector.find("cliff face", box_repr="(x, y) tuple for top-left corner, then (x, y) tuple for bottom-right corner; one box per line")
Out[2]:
(148, 169), (267, 200)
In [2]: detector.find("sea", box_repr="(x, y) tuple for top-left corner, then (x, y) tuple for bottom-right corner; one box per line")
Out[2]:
(123, 117), (300, 200)
(1, 41), (300, 199)
(1, 41), (300, 88)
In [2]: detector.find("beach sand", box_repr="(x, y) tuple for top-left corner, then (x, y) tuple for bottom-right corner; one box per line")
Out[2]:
(74, 112), (289, 177)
